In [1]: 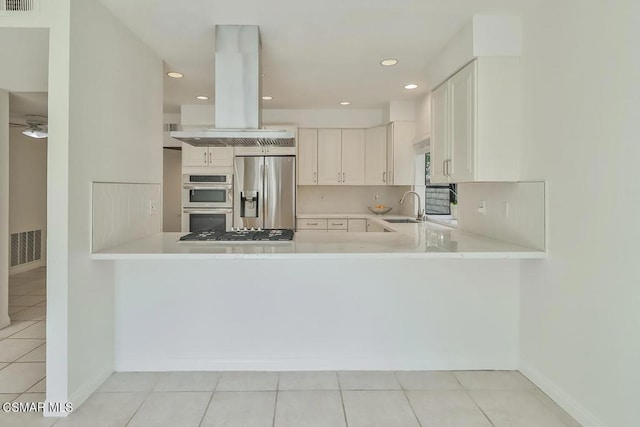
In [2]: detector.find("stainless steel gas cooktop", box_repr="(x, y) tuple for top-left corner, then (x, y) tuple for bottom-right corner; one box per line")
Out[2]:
(179, 228), (294, 242)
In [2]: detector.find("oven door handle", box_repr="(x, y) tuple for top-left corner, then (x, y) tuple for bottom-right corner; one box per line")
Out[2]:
(183, 184), (232, 190)
(182, 208), (233, 214)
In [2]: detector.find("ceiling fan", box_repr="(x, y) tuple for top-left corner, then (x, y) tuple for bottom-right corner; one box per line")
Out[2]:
(9, 114), (48, 139)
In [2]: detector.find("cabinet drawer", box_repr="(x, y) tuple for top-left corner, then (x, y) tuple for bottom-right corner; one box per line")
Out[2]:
(297, 219), (328, 230)
(327, 219), (348, 230)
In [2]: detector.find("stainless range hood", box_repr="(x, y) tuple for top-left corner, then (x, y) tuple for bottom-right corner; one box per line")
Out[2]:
(171, 26), (295, 147)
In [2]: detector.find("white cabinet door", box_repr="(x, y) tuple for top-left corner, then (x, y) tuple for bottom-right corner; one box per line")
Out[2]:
(235, 146), (264, 156)
(365, 126), (387, 185)
(341, 129), (365, 185)
(449, 61), (476, 182)
(347, 218), (367, 232)
(430, 82), (449, 184)
(209, 147), (234, 167)
(297, 129), (318, 185)
(317, 129), (342, 185)
(390, 121), (416, 186)
(366, 219), (384, 232)
(182, 143), (209, 167)
(386, 124), (394, 184)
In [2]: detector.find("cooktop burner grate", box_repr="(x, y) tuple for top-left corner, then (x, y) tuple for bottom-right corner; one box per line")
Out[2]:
(179, 228), (294, 242)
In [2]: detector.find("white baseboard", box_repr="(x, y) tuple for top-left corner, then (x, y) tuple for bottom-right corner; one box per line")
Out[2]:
(520, 362), (606, 427)
(116, 357), (519, 372)
(48, 366), (113, 416)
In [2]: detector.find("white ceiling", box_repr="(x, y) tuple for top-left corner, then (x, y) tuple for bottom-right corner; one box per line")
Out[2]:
(99, 1), (534, 113)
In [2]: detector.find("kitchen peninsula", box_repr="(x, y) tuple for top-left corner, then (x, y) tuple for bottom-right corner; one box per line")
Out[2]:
(93, 218), (542, 373)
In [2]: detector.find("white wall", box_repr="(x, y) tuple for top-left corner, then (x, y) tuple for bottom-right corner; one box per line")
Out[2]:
(426, 15), (523, 90)
(163, 149), (182, 232)
(518, 1), (640, 426)
(180, 105), (386, 129)
(415, 92), (431, 138)
(0, 90), (10, 329)
(297, 185), (412, 216)
(114, 259), (520, 371)
(9, 128), (47, 272)
(46, 0), (163, 411)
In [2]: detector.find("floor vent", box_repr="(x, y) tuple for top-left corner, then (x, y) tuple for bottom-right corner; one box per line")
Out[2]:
(10, 229), (42, 267)
(0, 0), (35, 13)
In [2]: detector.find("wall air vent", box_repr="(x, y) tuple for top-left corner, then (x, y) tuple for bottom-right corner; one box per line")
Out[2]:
(0, 0), (36, 13)
(10, 229), (42, 267)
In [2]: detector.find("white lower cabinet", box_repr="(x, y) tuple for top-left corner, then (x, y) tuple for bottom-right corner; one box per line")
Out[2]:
(297, 217), (368, 232)
(347, 219), (367, 232)
(297, 219), (328, 230)
(327, 219), (348, 231)
(366, 219), (384, 232)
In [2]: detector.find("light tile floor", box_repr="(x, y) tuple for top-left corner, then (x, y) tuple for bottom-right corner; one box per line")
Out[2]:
(0, 268), (582, 426)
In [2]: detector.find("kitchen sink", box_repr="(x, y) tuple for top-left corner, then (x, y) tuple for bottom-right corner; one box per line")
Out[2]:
(384, 219), (422, 224)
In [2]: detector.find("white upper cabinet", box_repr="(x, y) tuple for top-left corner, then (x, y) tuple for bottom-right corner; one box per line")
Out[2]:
(297, 128), (318, 185)
(341, 129), (365, 185)
(386, 121), (416, 186)
(365, 126), (387, 185)
(430, 57), (520, 183)
(430, 83), (449, 184)
(317, 129), (342, 185)
(182, 144), (233, 168)
(449, 61), (476, 182)
(182, 144), (209, 167)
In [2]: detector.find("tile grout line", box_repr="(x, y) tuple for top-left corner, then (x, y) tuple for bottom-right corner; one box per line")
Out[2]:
(197, 373), (221, 427)
(395, 372), (423, 427)
(336, 372), (349, 427)
(271, 373), (281, 427)
(123, 379), (160, 427)
(453, 372), (496, 427)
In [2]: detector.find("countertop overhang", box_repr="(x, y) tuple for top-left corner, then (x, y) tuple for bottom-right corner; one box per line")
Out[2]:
(91, 216), (545, 260)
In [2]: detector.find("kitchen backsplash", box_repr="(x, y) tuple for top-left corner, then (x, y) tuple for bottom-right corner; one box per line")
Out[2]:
(297, 185), (413, 215)
(92, 182), (162, 252)
(458, 181), (545, 250)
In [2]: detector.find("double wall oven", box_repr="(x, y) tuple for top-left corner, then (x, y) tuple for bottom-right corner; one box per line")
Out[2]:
(182, 172), (233, 232)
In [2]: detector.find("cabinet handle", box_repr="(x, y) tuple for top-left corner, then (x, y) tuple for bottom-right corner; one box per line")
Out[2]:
(308, 222), (318, 226)
(313, 171), (317, 183)
(382, 171), (386, 183)
(204, 152), (207, 164)
(209, 152), (212, 163)
(331, 223), (344, 226)
(342, 172), (345, 182)
(338, 172), (341, 182)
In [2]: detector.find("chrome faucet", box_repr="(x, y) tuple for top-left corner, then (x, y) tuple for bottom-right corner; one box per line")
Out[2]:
(400, 191), (425, 221)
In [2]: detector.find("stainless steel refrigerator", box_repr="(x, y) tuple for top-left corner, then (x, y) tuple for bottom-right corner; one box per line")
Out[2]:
(233, 156), (296, 229)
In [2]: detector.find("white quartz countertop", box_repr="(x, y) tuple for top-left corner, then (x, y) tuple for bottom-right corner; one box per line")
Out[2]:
(91, 216), (545, 260)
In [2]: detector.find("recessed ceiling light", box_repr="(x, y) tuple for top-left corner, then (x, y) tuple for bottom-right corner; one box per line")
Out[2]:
(167, 72), (183, 78)
(380, 59), (398, 66)
(404, 83), (418, 90)
(262, 96), (273, 101)
(339, 101), (351, 106)
(195, 95), (209, 100)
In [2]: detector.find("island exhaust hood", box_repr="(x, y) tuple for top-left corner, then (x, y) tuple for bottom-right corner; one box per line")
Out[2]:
(170, 25), (295, 147)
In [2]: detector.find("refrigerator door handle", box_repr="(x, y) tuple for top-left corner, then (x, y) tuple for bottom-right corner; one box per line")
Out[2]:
(263, 162), (269, 227)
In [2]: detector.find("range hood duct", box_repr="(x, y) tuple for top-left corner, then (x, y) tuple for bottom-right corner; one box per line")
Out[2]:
(171, 25), (295, 147)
